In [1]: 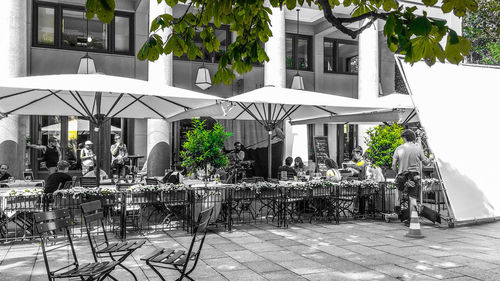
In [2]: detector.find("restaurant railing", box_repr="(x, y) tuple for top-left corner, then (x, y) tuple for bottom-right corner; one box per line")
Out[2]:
(0, 179), (448, 243)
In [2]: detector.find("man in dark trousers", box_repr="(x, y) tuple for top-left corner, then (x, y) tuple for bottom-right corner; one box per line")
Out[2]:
(392, 129), (434, 224)
(44, 160), (72, 194)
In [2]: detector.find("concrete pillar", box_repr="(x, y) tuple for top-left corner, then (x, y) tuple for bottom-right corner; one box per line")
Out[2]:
(0, 1), (27, 178)
(357, 20), (379, 152)
(264, 6), (286, 88)
(147, 1), (172, 176)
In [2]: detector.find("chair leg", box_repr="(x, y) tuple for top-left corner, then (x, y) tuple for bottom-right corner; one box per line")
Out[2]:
(109, 252), (138, 281)
(146, 261), (167, 281)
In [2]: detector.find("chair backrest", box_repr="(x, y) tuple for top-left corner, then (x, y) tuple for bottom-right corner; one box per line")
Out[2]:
(80, 177), (97, 188)
(62, 180), (73, 190)
(181, 206), (213, 273)
(145, 178), (159, 185)
(81, 200), (108, 262)
(34, 209), (79, 280)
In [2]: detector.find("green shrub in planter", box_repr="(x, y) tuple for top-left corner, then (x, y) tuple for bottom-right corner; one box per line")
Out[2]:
(364, 123), (404, 169)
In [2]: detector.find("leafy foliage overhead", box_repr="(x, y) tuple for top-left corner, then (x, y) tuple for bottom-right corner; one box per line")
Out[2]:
(364, 123), (404, 169)
(462, 0), (499, 65)
(86, 0), (478, 85)
(180, 118), (232, 176)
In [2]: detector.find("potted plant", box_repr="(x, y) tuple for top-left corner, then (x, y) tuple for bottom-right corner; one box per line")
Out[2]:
(364, 123), (404, 213)
(180, 118), (232, 222)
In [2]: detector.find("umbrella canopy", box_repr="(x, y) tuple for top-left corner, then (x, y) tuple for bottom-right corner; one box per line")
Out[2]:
(0, 73), (219, 186)
(0, 73), (219, 121)
(41, 119), (122, 134)
(291, 93), (418, 125)
(168, 86), (385, 178)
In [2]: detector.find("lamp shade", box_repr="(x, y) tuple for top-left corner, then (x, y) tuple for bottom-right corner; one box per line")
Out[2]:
(195, 66), (212, 90)
(291, 73), (304, 90)
(77, 54), (97, 74)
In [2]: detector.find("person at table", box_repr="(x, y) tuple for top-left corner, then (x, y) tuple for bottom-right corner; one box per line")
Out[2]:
(346, 146), (367, 179)
(278, 157), (297, 180)
(229, 142), (245, 163)
(27, 137), (61, 174)
(110, 134), (129, 178)
(162, 162), (184, 184)
(392, 129), (434, 225)
(293, 157), (308, 175)
(325, 158), (341, 182)
(0, 164), (11, 181)
(80, 140), (96, 176)
(44, 160), (72, 194)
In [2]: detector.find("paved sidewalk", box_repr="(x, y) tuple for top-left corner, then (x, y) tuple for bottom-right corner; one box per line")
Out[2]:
(1, 220), (500, 280)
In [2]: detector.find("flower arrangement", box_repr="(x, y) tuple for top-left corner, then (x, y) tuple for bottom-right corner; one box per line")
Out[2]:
(422, 178), (441, 191)
(127, 183), (190, 193)
(8, 188), (44, 197)
(53, 186), (119, 199)
(339, 179), (379, 190)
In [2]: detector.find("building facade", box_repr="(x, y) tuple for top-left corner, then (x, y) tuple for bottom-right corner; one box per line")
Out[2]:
(0, 0), (460, 179)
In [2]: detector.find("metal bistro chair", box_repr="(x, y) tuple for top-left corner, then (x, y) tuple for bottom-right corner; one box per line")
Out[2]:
(81, 200), (146, 281)
(34, 209), (119, 281)
(141, 206), (214, 281)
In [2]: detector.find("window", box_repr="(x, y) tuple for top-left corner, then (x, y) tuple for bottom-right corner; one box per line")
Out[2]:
(177, 25), (231, 63)
(286, 34), (312, 70)
(324, 39), (358, 74)
(33, 1), (134, 55)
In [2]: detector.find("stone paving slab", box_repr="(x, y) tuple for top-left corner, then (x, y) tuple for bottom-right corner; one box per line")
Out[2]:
(2, 220), (500, 280)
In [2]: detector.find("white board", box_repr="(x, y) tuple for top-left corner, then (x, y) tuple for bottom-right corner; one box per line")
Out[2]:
(397, 57), (500, 222)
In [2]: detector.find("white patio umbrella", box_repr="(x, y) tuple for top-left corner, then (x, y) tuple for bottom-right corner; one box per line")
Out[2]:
(41, 119), (122, 134)
(0, 73), (220, 185)
(168, 86), (384, 178)
(291, 93), (418, 125)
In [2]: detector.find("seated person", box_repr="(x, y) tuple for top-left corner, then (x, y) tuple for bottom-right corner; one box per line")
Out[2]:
(44, 160), (72, 194)
(325, 158), (341, 182)
(365, 162), (385, 182)
(347, 146), (367, 179)
(278, 157), (297, 180)
(0, 164), (11, 181)
(293, 157), (308, 175)
(162, 162), (184, 184)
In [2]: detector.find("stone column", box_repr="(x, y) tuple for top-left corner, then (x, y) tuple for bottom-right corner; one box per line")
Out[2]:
(264, 6), (286, 88)
(147, 1), (172, 176)
(357, 20), (379, 152)
(0, 1), (27, 178)
(263, 5), (286, 178)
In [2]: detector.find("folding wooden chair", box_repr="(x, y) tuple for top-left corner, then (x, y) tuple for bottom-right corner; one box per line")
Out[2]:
(34, 209), (119, 281)
(81, 200), (146, 281)
(141, 206), (214, 281)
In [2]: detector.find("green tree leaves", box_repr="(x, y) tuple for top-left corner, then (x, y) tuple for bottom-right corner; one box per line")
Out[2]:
(365, 123), (404, 169)
(87, 0), (479, 85)
(180, 119), (231, 176)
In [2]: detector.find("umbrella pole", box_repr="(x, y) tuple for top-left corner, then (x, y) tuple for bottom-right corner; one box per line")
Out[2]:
(268, 130), (272, 179)
(95, 125), (101, 187)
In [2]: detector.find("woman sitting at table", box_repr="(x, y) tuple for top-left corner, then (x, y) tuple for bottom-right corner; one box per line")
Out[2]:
(293, 157), (308, 175)
(325, 158), (341, 182)
(0, 164), (11, 181)
(278, 157), (297, 180)
(162, 162), (184, 184)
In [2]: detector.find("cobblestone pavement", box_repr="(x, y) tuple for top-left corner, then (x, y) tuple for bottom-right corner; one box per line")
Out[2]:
(1, 220), (500, 281)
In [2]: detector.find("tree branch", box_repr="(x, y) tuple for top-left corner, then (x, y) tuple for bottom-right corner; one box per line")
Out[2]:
(175, 2), (193, 25)
(317, 0), (389, 39)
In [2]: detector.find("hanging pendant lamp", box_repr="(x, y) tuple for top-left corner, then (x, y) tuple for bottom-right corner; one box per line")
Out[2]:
(195, 62), (212, 90)
(77, 12), (96, 74)
(291, 9), (304, 90)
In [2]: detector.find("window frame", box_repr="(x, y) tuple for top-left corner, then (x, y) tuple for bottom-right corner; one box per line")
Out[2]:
(173, 24), (232, 63)
(32, 1), (134, 56)
(286, 33), (313, 71)
(323, 38), (358, 75)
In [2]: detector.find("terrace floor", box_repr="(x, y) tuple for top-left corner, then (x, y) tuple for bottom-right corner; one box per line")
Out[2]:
(1, 219), (500, 281)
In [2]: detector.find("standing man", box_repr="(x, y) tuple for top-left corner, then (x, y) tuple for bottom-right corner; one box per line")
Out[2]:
(392, 129), (433, 223)
(110, 134), (128, 178)
(28, 137), (61, 174)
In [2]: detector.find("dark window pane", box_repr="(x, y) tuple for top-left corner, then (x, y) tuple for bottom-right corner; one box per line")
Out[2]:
(338, 42), (358, 73)
(62, 9), (108, 51)
(114, 16), (130, 52)
(37, 6), (55, 45)
(324, 40), (335, 72)
(297, 38), (309, 70)
(286, 37), (293, 68)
